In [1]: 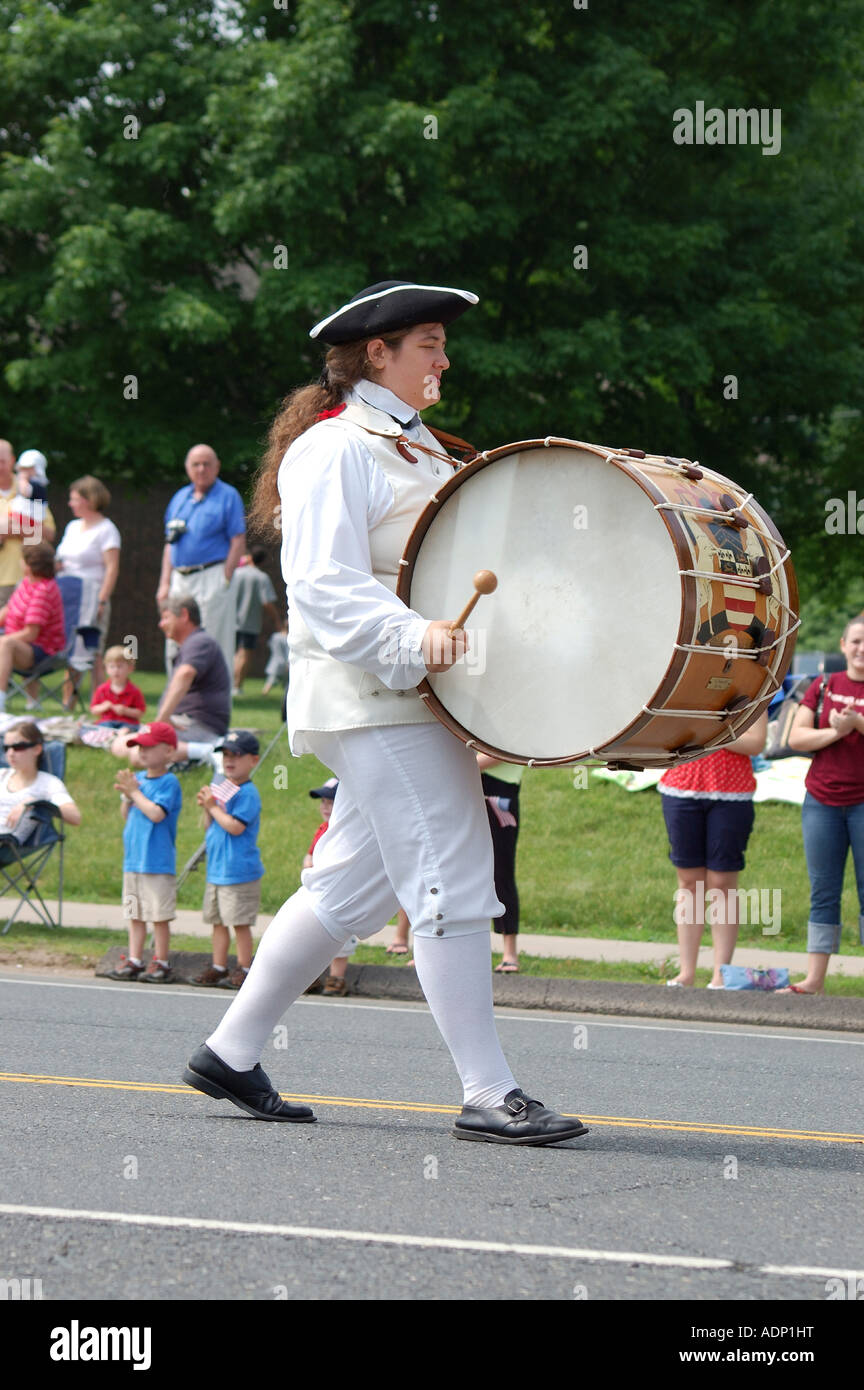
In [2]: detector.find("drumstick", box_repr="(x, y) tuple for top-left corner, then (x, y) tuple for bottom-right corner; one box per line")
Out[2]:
(450, 570), (498, 632)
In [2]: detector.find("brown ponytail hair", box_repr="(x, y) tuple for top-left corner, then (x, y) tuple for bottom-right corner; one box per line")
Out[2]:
(249, 329), (411, 535)
(12, 721), (42, 747)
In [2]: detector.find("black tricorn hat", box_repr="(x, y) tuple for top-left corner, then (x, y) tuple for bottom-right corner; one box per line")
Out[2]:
(309, 280), (478, 345)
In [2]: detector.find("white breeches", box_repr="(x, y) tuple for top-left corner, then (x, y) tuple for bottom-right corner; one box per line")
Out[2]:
(300, 722), (504, 942)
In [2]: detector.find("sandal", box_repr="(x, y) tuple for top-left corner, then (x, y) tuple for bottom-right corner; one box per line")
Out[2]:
(386, 944), (410, 955)
(494, 961), (519, 973)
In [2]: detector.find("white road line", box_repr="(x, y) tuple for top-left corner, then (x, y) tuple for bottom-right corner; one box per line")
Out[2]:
(0, 976), (219, 999)
(0, 1202), (777, 1273)
(761, 1263), (864, 1280)
(0, 973), (862, 1046)
(509, 1016), (864, 1047)
(0, 1203), (860, 1280)
(301, 1000), (864, 1047)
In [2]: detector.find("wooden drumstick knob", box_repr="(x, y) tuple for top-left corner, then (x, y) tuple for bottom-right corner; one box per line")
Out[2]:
(451, 569), (498, 632)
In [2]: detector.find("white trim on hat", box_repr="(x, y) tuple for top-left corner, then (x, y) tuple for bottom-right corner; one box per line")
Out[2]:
(309, 283), (479, 340)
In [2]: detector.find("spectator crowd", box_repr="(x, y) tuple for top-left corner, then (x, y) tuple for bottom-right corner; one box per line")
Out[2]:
(0, 432), (861, 999)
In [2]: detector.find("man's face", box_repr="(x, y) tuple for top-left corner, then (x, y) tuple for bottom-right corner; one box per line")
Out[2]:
(159, 608), (182, 642)
(185, 448), (220, 492)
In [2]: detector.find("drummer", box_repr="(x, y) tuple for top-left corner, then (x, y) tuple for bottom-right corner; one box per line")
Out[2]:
(183, 280), (587, 1145)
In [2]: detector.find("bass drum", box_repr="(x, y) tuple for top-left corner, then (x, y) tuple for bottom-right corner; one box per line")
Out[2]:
(396, 438), (798, 768)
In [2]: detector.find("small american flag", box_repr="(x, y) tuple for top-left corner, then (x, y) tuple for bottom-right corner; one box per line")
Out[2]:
(80, 725), (121, 748)
(209, 777), (241, 807)
(486, 796), (517, 829)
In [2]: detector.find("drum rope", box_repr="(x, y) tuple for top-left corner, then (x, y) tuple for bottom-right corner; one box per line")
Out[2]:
(678, 550), (792, 586)
(653, 496), (757, 522)
(638, 706), (750, 723)
(641, 683), (780, 720)
(674, 614), (801, 662)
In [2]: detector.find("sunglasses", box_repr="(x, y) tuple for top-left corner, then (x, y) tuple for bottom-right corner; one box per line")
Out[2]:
(4, 741), (39, 752)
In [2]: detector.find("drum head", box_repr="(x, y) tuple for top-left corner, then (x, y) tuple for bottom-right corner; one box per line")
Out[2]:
(406, 444), (682, 761)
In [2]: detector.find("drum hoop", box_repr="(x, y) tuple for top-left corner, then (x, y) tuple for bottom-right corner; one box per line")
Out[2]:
(396, 439), (797, 765)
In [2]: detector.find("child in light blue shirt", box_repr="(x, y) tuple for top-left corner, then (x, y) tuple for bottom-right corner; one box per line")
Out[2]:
(193, 731), (263, 990)
(109, 722), (182, 984)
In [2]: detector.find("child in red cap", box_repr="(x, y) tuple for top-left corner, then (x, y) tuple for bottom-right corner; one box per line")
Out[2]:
(108, 723), (183, 983)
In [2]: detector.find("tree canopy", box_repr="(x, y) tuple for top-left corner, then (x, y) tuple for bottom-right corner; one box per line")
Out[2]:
(1, 0), (862, 614)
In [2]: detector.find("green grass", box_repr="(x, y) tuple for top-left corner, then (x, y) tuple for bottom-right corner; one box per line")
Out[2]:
(516, 773), (864, 956)
(4, 668), (864, 961)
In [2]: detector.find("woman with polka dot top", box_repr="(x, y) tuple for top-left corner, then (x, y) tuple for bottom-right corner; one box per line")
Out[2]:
(659, 712), (768, 988)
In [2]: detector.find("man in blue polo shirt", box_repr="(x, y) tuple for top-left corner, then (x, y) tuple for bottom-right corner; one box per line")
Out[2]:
(157, 443), (246, 681)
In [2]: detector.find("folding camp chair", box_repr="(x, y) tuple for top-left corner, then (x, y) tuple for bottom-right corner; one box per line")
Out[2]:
(7, 574), (93, 714)
(0, 739), (68, 933)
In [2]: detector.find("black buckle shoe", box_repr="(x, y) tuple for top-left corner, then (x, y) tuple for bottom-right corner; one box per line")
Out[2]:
(182, 1044), (316, 1123)
(453, 1088), (589, 1145)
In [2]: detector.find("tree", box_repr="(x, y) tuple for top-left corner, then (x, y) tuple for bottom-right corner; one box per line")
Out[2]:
(1, 0), (862, 612)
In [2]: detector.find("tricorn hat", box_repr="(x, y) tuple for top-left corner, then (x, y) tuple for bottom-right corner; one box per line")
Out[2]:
(309, 280), (478, 345)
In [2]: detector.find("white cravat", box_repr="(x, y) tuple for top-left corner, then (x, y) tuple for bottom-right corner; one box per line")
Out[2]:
(351, 379), (422, 437)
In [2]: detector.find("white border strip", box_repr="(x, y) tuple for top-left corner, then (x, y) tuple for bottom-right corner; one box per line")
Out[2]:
(1, 975), (862, 1046)
(0, 1204), (729, 1269)
(0, 1204), (861, 1280)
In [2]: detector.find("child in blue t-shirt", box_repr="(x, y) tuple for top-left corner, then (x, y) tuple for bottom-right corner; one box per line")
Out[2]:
(108, 722), (182, 984)
(193, 731), (264, 990)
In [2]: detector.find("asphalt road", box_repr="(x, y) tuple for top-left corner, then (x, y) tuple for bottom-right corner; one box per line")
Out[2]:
(1, 970), (862, 1308)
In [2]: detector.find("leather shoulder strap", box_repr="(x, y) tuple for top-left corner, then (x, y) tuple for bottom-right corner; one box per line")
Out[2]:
(425, 426), (479, 464)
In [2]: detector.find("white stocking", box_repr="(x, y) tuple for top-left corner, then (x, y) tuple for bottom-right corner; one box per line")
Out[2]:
(206, 891), (338, 1070)
(413, 930), (517, 1108)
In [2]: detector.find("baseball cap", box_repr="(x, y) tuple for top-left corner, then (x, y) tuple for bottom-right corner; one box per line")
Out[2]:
(127, 721), (178, 749)
(16, 449), (48, 479)
(216, 731), (260, 756)
(309, 777), (339, 799)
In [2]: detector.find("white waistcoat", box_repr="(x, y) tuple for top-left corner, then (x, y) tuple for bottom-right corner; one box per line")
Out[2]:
(285, 400), (457, 753)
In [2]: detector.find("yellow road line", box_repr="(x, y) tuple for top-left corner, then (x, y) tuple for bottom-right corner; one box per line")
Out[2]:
(1, 1070), (862, 1143)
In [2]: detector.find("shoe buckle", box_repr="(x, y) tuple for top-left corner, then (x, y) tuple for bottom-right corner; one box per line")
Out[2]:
(505, 1092), (529, 1116)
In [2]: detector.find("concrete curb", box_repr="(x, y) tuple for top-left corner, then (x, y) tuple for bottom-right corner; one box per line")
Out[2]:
(94, 947), (864, 1033)
(15, 897), (864, 975)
